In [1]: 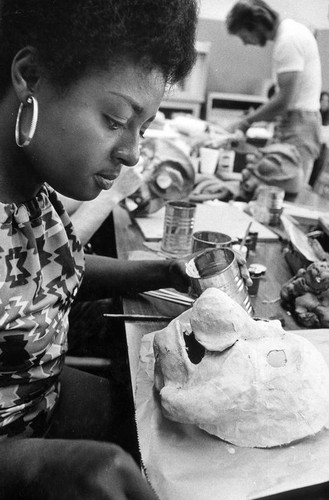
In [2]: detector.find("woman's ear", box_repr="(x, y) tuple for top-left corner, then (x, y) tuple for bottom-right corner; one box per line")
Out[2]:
(11, 46), (41, 102)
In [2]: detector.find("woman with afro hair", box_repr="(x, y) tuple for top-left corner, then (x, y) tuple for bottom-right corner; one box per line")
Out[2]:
(0, 0), (198, 497)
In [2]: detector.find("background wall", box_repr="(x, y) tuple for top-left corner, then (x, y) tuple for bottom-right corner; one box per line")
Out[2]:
(196, 0), (329, 97)
(197, 19), (272, 95)
(318, 30), (329, 92)
(199, 0), (329, 30)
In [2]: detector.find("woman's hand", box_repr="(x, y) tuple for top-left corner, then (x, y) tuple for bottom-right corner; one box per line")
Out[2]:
(168, 251), (252, 294)
(1, 439), (157, 500)
(168, 259), (191, 293)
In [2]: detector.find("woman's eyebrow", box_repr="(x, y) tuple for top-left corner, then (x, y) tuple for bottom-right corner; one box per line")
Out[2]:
(108, 91), (143, 115)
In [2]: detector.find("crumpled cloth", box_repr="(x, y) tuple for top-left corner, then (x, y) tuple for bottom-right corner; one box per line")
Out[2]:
(189, 174), (235, 203)
(240, 143), (304, 199)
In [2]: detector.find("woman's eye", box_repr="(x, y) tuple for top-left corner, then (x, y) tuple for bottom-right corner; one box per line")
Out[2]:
(105, 116), (123, 131)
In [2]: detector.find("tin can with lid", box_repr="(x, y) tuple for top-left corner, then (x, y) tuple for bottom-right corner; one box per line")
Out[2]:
(248, 263), (267, 296)
(255, 186), (284, 226)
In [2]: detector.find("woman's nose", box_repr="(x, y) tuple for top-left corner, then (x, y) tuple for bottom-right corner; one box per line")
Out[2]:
(115, 133), (140, 167)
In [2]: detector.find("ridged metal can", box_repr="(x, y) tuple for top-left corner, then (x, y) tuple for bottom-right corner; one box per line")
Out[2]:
(161, 201), (196, 256)
(186, 247), (253, 315)
(248, 263), (267, 297)
(257, 186), (285, 226)
(192, 230), (233, 253)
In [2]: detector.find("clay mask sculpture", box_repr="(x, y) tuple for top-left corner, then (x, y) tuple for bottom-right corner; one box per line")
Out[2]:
(153, 288), (329, 448)
(125, 137), (195, 216)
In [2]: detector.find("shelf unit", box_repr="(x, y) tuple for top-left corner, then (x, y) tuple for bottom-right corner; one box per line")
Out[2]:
(206, 92), (267, 126)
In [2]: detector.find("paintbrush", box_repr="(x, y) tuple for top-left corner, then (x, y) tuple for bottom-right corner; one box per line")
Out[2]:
(240, 221), (252, 251)
(142, 289), (194, 306)
(104, 313), (173, 321)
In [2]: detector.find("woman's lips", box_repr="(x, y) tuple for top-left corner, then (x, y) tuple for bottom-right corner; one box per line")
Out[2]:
(94, 174), (115, 190)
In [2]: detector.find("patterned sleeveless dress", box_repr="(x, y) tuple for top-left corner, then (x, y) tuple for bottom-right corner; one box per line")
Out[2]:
(0, 185), (85, 438)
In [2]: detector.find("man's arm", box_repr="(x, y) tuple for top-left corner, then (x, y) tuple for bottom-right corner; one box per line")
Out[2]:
(233, 71), (300, 133)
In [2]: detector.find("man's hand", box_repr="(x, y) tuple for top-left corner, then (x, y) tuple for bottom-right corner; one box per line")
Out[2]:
(204, 129), (245, 149)
(225, 120), (250, 135)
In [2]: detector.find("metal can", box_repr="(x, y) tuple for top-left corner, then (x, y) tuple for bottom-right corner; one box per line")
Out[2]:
(256, 186), (285, 226)
(161, 201), (196, 256)
(248, 263), (267, 296)
(186, 247), (253, 315)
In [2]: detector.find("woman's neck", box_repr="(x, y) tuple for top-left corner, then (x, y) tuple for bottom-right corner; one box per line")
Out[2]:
(0, 167), (42, 204)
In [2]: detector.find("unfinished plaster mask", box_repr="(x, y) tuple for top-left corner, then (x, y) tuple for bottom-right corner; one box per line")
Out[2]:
(153, 288), (329, 448)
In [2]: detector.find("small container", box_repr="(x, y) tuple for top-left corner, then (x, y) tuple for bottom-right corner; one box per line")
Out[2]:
(246, 231), (258, 252)
(161, 201), (196, 256)
(192, 230), (233, 253)
(217, 148), (236, 176)
(248, 263), (267, 297)
(254, 186), (285, 226)
(186, 247), (253, 315)
(199, 147), (220, 175)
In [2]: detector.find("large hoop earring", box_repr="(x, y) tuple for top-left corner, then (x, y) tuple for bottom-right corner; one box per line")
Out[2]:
(15, 96), (39, 148)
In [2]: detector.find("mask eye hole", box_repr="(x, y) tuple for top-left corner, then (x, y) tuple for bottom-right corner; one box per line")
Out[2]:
(267, 350), (287, 368)
(183, 331), (205, 364)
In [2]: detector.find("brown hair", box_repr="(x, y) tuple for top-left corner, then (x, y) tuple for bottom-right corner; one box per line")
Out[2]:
(226, 0), (278, 34)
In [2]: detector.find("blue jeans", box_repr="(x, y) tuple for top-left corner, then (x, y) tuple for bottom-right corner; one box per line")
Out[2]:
(274, 109), (322, 183)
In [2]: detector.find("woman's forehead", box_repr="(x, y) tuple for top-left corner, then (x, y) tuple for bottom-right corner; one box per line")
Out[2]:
(47, 62), (166, 122)
(97, 64), (165, 109)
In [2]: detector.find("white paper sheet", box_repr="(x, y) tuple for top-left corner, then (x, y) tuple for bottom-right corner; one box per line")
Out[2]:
(281, 214), (319, 262)
(134, 202), (278, 242)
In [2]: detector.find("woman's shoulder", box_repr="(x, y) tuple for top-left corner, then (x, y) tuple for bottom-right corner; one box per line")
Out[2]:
(0, 183), (71, 228)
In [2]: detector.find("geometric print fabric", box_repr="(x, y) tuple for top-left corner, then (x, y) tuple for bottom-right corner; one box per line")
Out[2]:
(0, 184), (84, 437)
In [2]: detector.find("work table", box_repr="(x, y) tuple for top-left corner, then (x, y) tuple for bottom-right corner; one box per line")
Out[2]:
(111, 199), (329, 500)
